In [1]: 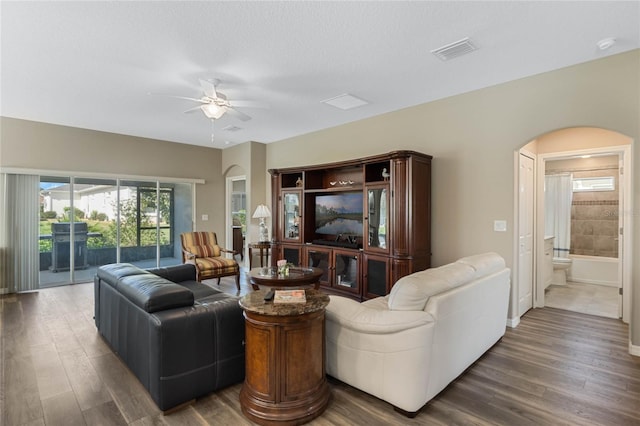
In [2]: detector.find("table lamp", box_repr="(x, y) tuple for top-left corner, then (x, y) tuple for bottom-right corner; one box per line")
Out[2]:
(252, 204), (271, 242)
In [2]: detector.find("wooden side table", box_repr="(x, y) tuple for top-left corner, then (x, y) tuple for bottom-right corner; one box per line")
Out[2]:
(239, 289), (331, 425)
(249, 242), (271, 269)
(248, 266), (323, 291)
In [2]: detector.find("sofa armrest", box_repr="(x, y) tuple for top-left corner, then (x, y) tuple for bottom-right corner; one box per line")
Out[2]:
(326, 295), (433, 334)
(147, 264), (197, 283)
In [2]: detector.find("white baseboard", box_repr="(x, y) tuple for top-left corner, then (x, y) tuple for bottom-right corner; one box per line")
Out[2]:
(0, 287), (8, 295)
(630, 341), (640, 357)
(507, 316), (520, 328)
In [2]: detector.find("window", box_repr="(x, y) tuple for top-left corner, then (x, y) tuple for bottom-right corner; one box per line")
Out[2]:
(572, 177), (615, 192)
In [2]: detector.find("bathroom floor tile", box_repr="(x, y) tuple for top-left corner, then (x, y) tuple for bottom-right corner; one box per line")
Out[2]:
(544, 282), (618, 319)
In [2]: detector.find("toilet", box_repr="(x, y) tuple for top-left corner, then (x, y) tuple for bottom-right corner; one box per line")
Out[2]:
(551, 257), (572, 285)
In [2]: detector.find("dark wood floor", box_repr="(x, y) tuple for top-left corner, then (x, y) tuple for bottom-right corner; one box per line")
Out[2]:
(2, 273), (639, 426)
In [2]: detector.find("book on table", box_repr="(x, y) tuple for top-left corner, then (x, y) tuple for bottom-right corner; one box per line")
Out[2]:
(274, 289), (306, 304)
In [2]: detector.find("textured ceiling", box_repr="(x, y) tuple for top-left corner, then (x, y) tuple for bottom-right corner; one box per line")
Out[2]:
(1, 1), (639, 148)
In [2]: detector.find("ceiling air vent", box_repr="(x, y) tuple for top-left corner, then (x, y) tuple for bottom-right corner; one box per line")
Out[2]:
(222, 125), (242, 132)
(321, 93), (369, 110)
(431, 37), (477, 61)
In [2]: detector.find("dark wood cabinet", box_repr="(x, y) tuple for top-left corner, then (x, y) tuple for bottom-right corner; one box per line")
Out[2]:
(270, 150), (431, 300)
(239, 290), (330, 424)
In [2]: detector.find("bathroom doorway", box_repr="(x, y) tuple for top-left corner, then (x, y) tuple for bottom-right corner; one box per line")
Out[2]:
(543, 154), (621, 318)
(514, 127), (632, 325)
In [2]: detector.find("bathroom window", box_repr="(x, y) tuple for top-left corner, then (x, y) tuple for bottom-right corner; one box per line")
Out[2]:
(572, 177), (615, 192)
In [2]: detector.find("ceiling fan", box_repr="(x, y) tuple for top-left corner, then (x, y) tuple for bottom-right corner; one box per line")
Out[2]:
(167, 79), (262, 122)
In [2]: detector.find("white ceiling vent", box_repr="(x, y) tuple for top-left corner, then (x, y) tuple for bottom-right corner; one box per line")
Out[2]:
(222, 125), (242, 132)
(431, 37), (477, 61)
(321, 93), (369, 110)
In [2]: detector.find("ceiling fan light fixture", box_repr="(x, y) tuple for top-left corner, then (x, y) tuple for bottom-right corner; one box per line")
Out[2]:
(201, 103), (227, 119)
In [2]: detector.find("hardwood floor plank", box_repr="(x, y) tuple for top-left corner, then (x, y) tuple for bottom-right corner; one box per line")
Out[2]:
(463, 368), (601, 426)
(41, 390), (85, 426)
(60, 347), (113, 411)
(30, 341), (73, 401)
(81, 400), (128, 425)
(541, 387), (639, 426)
(3, 354), (44, 425)
(184, 384), (252, 425)
(423, 399), (494, 426)
(3, 284), (639, 426)
(89, 352), (161, 423)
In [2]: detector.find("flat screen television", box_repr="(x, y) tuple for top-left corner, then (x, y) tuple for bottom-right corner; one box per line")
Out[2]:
(315, 192), (363, 237)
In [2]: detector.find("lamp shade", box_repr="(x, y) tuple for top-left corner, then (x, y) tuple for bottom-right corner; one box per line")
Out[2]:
(252, 204), (271, 219)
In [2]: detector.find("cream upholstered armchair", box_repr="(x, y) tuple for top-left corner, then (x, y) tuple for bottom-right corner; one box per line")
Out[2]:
(180, 232), (240, 290)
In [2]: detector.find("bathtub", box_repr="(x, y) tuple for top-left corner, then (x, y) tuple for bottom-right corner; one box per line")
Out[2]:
(568, 254), (619, 287)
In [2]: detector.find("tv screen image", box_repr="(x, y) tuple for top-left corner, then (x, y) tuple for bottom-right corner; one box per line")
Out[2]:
(315, 192), (363, 237)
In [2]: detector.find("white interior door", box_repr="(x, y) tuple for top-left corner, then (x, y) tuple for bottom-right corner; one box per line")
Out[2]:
(518, 153), (535, 315)
(617, 157), (624, 318)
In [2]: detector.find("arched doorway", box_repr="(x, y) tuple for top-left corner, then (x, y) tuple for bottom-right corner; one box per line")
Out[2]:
(514, 127), (632, 324)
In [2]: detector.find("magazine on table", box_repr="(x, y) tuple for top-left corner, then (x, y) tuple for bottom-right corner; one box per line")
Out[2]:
(274, 289), (306, 304)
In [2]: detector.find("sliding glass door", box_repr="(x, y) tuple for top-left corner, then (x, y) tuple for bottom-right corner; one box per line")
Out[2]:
(38, 176), (193, 287)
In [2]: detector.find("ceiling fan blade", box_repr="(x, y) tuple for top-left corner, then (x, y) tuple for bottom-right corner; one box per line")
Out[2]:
(183, 105), (204, 114)
(229, 100), (269, 109)
(199, 79), (218, 99)
(150, 93), (206, 103)
(226, 107), (252, 122)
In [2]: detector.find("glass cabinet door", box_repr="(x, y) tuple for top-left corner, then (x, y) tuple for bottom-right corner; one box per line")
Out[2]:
(365, 185), (389, 252)
(333, 250), (359, 294)
(306, 246), (331, 287)
(282, 245), (302, 267)
(364, 254), (389, 299)
(282, 191), (301, 242)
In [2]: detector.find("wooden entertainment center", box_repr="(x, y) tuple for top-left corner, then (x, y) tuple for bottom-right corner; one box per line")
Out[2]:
(269, 150), (432, 301)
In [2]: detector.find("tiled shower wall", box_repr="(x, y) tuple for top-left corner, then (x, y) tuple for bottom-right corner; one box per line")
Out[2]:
(546, 156), (619, 258)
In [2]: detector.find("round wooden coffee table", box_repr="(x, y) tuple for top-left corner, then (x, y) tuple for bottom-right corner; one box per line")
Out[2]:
(239, 289), (331, 425)
(248, 266), (323, 290)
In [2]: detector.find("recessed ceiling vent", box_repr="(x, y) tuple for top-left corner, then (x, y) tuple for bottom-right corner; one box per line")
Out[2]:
(431, 37), (477, 61)
(321, 93), (369, 110)
(222, 125), (242, 132)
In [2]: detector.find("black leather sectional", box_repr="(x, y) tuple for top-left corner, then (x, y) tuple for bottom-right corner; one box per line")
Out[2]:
(94, 263), (245, 411)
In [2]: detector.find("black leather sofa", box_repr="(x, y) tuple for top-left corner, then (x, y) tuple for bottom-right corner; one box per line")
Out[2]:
(94, 263), (245, 411)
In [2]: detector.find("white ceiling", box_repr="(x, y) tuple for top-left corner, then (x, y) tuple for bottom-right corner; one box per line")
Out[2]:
(2, 1), (639, 149)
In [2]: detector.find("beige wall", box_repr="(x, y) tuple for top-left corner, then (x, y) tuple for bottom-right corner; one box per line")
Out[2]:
(264, 49), (640, 344)
(0, 117), (225, 235)
(536, 127), (632, 153)
(267, 50), (639, 265)
(222, 141), (268, 245)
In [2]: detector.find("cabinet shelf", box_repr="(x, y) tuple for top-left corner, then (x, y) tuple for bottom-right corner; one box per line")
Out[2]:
(304, 186), (363, 194)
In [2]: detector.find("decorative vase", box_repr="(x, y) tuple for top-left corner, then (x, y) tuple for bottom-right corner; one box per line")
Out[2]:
(279, 265), (289, 276)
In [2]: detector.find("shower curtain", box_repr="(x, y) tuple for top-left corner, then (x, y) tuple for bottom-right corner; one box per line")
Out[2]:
(545, 174), (573, 259)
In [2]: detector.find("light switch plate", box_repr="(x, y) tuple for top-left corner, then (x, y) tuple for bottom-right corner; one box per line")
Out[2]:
(202, 214), (208, 221)
(494, 220), (507, 232)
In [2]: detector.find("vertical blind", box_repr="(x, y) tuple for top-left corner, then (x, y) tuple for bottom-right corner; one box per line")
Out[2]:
(0, 173), (40, 293)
